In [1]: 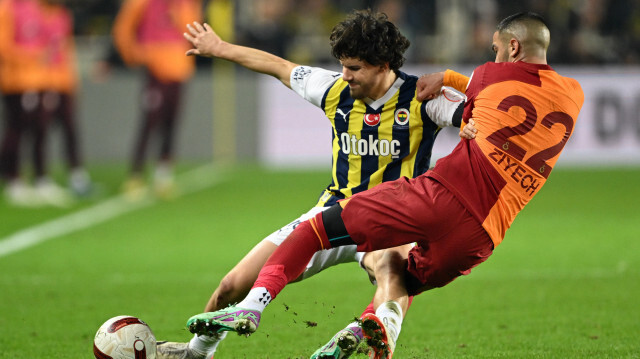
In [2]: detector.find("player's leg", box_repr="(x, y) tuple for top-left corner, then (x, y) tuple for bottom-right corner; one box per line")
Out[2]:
(54, 92), (92, 196)
(1, 95), (24, 182)
(123, 73), (158, 199)
(185, 180), (425, 336)
(31, 93), (72, 207)
(153, 81), (182, 198)
(311, 246), (413, 359)
(159, 207), (331, 359)
(361, 249), (409, 359)
(186, 217), (330, 337)
(362, 199), (494, 358)
(1, 94), (35, 206)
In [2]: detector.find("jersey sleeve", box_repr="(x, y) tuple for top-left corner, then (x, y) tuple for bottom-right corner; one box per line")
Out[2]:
(443, 69), (470, 93)
(112, 0), (145, 65)
(423, 87), (466, 128)
(290, 66), (341, 107)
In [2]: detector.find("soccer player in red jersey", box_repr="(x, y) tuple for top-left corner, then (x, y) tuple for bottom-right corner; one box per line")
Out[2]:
(186, 11), (584, 358)
(160, 10), (465, 359)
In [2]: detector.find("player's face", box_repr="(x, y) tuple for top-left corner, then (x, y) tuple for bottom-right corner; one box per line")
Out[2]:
(340, 58), (386, 100)
(492, 31), (510, 63)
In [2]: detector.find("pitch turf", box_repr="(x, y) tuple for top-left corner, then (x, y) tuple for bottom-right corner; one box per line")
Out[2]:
(0, 164), (638, 358)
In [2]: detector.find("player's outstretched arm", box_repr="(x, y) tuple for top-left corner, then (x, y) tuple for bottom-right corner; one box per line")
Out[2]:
(183, 21), (298, 88)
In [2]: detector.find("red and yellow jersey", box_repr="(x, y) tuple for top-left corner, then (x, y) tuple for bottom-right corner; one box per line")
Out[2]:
(429, 61), (584, 246)
(112, 0), (202, 83)
(0, 0), (49, 93)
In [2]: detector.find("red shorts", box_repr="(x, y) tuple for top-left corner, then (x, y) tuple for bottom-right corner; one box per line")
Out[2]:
(340, 175), (494, 295)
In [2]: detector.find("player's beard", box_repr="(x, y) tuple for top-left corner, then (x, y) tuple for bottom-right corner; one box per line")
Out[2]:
(349, 82), (366, 99)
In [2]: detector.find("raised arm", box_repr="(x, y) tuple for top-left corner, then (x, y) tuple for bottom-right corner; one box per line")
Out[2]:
(184, 22), (298, 88)
(416, 70), (470, 101)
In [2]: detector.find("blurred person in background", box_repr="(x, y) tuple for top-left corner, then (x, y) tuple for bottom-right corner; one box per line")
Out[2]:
(41, 0), (93, 197)
(0, 0), (73, 207)
(112, 0), (202, 200)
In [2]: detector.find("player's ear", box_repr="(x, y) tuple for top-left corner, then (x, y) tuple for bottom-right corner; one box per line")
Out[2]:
(509, 38), (520, 60)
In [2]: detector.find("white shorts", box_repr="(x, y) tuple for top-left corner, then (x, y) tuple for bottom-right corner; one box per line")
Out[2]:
(264, 206), (365, 281)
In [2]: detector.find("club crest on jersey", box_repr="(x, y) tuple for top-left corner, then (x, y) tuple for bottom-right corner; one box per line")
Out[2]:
(364, 113), (381, 126)
(394, 108), (410, 126)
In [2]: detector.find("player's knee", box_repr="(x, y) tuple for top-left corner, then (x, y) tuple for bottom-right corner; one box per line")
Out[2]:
(213, 273), (247, 306)
(375, 249), (406, 279)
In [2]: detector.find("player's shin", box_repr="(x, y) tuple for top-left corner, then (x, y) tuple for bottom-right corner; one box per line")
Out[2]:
(186, 219), (326, 337)
(252, 219), (325, 299)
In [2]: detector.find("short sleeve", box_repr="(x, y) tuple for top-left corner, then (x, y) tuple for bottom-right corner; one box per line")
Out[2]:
(423, 87), (466, 128)
(290, 66), (341, 107)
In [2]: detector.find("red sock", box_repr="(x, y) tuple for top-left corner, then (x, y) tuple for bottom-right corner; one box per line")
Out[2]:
(253, 219), (324, 298)
(360, 301), (375, 318)
(360, 295), (415, 319)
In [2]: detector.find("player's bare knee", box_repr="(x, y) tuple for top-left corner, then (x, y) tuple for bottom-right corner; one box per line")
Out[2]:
(375, 249), (407, 278)
(213, 273), (246, 306)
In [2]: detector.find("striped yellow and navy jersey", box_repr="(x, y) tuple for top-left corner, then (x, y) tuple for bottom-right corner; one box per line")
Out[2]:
(290, 66), (465, 207)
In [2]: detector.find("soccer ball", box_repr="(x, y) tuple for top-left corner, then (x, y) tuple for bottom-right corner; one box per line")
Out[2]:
(93, 315), (156, 359)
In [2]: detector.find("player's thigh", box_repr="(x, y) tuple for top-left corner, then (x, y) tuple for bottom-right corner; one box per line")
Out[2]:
(226, 206), (329, 285)
(406, 216), (493, 294)
(263, 206), (328, 245)
(361, 244), (414, 283)
(294, 244), (363, 282)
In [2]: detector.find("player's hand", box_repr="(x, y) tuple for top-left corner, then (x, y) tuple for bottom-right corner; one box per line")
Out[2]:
(416, 71), (445, 101)
(460, 118), (477, 139)
(184, 22), (222, 57)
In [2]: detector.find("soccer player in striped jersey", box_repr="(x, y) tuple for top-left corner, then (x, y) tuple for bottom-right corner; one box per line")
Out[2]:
(185, 12), (584, 359)
(157, 10), (465, 359)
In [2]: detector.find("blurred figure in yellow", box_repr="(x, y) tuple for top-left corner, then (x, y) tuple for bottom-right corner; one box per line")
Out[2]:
(41, 0), (93, 197)
(112, 0), (202, 200)
(0, 0), (72, 207)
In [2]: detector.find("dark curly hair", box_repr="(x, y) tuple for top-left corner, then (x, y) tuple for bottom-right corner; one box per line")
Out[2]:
(329, 9), (410, 71)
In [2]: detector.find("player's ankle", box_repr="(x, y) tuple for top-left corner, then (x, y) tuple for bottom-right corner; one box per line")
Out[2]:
(188, 332), (226, 356)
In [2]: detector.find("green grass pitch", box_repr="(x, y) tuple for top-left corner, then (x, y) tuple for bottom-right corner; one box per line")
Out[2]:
(0, 164), (638, 358)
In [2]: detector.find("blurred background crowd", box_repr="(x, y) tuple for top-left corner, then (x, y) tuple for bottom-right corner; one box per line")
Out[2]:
(77, 0), (640, 65)
(1, 0), (638, 208)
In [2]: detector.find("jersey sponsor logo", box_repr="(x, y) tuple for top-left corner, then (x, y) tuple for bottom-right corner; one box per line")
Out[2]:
(363, 113), (381, 126)
(394, 108), (410, 126)
(340, 133), (401, 158)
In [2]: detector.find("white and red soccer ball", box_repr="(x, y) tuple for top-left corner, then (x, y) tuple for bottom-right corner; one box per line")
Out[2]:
(93, 315), (156, 359)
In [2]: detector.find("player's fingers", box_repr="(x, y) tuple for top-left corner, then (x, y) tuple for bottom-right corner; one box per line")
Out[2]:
(183, 32), (195, 43)
(192, 21), (205, 32)
(186, 49), (200, 56)
(416, 89), (429, 101)
(203, 23), (213, 32)
(186, 23), (199, 36)
(460, 128), (475, 139)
